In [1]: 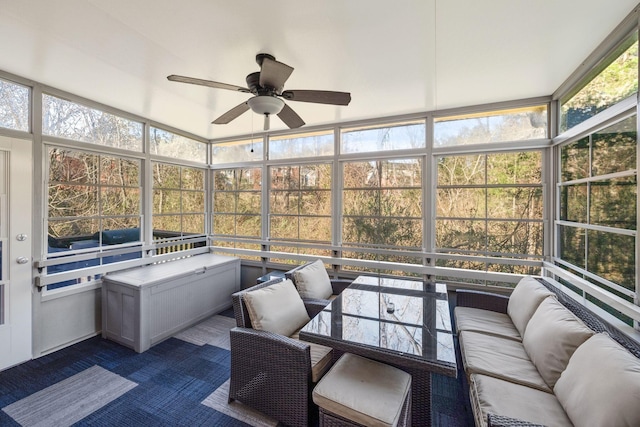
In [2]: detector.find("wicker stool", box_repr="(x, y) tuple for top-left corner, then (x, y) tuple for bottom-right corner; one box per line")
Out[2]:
(312, 353), (412, 427)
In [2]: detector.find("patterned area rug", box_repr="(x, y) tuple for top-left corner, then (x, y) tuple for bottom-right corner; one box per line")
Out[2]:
(0, 308), (473, 426)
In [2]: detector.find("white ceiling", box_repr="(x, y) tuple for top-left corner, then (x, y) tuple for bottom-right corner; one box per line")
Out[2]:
(0, 0), (637, 140)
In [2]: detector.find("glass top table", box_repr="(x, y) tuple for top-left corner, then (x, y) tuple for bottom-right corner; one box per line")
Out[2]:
(299, 275), (457, 426)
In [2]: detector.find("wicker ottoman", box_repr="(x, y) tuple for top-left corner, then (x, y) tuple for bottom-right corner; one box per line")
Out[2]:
(312, 353), (412, 427)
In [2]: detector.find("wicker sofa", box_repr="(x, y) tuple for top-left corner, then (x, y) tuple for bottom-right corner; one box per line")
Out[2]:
(455, 276), (640, 427)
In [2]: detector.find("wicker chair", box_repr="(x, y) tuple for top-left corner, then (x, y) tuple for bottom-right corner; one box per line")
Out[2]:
(229, 278), (331, 427)
(285, 261), (352, 299)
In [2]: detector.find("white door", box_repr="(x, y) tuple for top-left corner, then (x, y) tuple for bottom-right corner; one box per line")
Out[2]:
(0, 136), (32, 370)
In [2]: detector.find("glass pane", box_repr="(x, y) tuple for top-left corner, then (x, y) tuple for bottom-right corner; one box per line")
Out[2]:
(590, 177), (636, 230)
(301, 164), (332, 189)
(237, 192), (261, 214)
(341, 120), (426, 154)
(343, 161), (382, 188)
(561, 32), (638, 132)
(587, 230), (635, 291)
(269, 130), (334, 159)
(101, 218), (140, 238)
(487, 152), (542, 184)
(434, 105), (548, 147)
(49, 149), (99, 184)
(43, 94), (143, 151)
(153, 163), (181, 188)
(592, 116), (636, 176)
(437, 155), (485, 186)
(237, 168), (262, 190)
(0, 79), (29, 131)
(382, 159), (422, 186)
(300, 191), (331, 216)
(181, 168), (205, 190)
(48, 185), (98, 218)
(149, 127), (206, 163)
(236, 214), (261, 237)
(487, 188), (543, 220)
(487, 221), (543, 256)
(381, 189), (422, 217)
(270, 192), (299, 215)
(211, 139), (263, 164)
(101, 188), (140, 216)
(214, 192), (236, 213)
(153, 215), (181, 234)
(560, 185), (588, 223)
(299, 217), (331, 242)
(153, 189), (181, 214)
(100, 156), (140, 186)
(214, 170), (235, 191)
(343, 190), (380, 216)
(437, 188), (486, 218)
(182, 191), (205, 213)
(183, 214), (205, 234)
(213, 214), (235, 235)
(561, 137), (589, 182)
(48, 219), (99, 245)
(271, 166), (300, 190)
(271, 216), (299, 239)
(343, 217), (422, 247)
(436, 220), (485, 252)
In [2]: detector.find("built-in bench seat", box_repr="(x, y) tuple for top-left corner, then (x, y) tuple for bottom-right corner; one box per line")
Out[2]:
(455, 277), (640, 427)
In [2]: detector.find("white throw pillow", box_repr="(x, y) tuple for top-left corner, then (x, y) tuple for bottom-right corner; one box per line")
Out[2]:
(522, 297), (594, 388)
(554, 333), (640, 427)
(507, 277), (556, 336)
(292, 259), (333, 300)
(243, 279), (310, 337)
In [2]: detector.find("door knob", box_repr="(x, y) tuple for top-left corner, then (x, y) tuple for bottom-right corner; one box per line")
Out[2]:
(16, 256), (29, 264)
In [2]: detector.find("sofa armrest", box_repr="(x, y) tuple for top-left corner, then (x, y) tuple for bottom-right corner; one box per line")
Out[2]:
(230, 327), (312, 370)
(304, 298), (331, 318)
(488, 413), (547, 427)
(456, 289), (509, 314)
(330, 279), (352, 295)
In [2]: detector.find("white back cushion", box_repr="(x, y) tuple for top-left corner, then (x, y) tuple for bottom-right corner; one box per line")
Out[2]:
(507, 277), (555, 336)
(554, 333), (640, 427)
(244, 279), (310, 337)
(522, 297), (594, 388)
(292, 259), (333, 299)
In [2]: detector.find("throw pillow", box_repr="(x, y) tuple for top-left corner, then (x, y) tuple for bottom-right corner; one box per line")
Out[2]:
(507, 277), (556, 336)
(554, 333), (640, 427)
(244, 279), (311, 337)
(522, 297), (594, 387)
(292, 259), (333, 300)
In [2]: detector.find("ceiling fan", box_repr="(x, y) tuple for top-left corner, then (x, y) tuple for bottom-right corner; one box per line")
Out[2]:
(168, 53), (351, 131)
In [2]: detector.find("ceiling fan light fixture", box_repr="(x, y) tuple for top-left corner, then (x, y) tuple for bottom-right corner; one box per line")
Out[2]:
(247, 96), (284, 116)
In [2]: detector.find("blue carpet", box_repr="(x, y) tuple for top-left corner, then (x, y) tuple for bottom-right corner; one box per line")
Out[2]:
(0, 305), (473, 426)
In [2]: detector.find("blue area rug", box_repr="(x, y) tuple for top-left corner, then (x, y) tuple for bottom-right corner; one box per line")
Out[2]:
(0, 306), (473, 426)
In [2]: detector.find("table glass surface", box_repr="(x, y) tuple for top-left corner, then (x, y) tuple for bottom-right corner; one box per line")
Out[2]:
(301, 276), (456, 366)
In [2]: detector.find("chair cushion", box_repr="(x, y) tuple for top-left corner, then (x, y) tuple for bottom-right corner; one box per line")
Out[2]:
(554, 333), (640, 427)
(454, 306), (522, 341)
(291, 259), (333, 300)
(469, 374), (572, 427)
(459, 330), (551, 392)
(243, 279), (310, 337)
(313, 353), (411, 427)
(289, 330), (334, 382)
(507, 277), (556, 336)
(522, 297), (594, 388)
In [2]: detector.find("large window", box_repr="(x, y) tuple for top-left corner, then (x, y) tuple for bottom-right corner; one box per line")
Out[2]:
(42, 94), (143, 151)
(0, 78), (29, 132)
(152, 163), (206, 238)
(150, 127), (206, 163)
(558, 115), (637, 321)
(342, 158), (422, 264)
(561, 31), (638, 132)
(213, 168), (262, 238)
(436, 151), (543, 274)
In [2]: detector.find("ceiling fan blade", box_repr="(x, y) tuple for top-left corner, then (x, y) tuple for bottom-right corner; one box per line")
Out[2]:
(212, 102), (250, 124)
(168, 75), (250, 93)
(281, 90), (351, 106)
(259, 58), (294, 91)
(277, 103), (305, 129)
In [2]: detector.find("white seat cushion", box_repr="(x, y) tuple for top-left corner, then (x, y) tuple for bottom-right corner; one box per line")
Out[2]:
(289, 330), (334, 382)
(522, 297), (593, 388)
(470, 374), (572, 427)
(455, 306), (522, 341)
(243, 279), (310, 337)
(292, 259), (333, 300)
(507, 277), (556, 336)
(554, 333), (640, 427)
(313, 353), (411, 427)
(459, 330), (551, 392)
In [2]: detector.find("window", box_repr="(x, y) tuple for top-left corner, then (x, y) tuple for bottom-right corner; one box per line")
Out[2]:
(561, 31), (638, 132)
(434, 105), (548, 147)
(270, 164), (332, 243)
(269, 130), (333, 159)
(213, 168), (262, 238)
(42, 94), (143, 151)
(150, 127), (206, 163)
(341, 121), (426, 154)
(436, 151), (543, 274)
(0, 78), (29, 132)
(211, 139), (263, 164)
(558, 115), (636, 321)
(153, 163), (206, 239)
(342, 158), (422, 264)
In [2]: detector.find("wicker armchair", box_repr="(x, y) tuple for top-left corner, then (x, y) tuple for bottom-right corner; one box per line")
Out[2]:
(229, 278), (330, 427)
